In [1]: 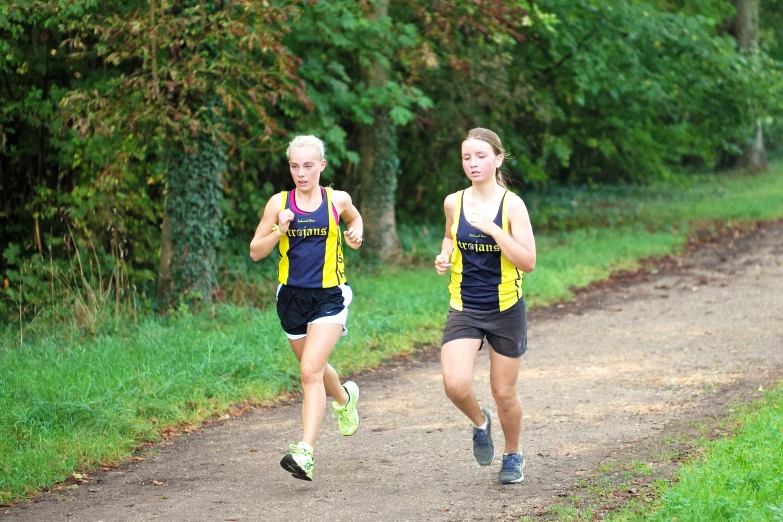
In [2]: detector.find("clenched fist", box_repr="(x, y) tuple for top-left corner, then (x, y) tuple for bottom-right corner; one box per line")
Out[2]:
(277, 209), (295, 234)
(468, 210), (498, 236)
(344, 227), (363, 248)
(434, 253), (453, 275)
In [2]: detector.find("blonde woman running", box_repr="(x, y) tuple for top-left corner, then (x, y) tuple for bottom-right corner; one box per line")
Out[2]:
(250, 135), (363, 481)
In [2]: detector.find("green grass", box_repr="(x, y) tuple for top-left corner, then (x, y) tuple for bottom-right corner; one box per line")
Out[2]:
(0, 270), (449, 502)
(642, 386), (783, 522)
(2, 166), (783, 504)
(599, 386), (783, 522)
(524, 168), (783, 233)
(523, 387), (783, 522)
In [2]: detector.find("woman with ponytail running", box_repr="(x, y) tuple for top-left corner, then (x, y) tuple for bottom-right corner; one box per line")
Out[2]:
(434, 128), (536, 484)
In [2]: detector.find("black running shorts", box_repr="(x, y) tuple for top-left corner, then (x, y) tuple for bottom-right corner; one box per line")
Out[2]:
(276, 284), (352, 339)
(440, 297), (527, 358)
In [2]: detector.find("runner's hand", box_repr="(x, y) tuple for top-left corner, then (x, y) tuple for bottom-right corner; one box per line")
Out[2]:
(468, 210), (498, 236)
(278, 209), (295, 234)
(344, 227), (363, 247)
(434, 253), (452, 275)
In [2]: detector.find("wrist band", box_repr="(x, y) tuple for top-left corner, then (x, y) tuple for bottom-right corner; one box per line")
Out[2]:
(271, 224), (284, 237)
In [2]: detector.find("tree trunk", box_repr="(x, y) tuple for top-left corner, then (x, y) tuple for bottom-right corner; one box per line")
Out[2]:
(745, 121), (767, 171)
(735, 0), (759, 48)
(359, 114), (401, 261)
(156, 210), (173, 305)
(163, 137), (226, 306)
(358, 0), (401, 262)
(735, 0), (767, 172)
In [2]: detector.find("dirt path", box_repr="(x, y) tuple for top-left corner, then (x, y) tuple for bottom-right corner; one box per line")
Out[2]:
(5, 222), (783, 522)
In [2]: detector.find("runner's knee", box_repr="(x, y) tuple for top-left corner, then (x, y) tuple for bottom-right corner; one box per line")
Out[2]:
(491, 385), (520, 409)
(443, 376), (472, 402)
(300, 361), (325, 386)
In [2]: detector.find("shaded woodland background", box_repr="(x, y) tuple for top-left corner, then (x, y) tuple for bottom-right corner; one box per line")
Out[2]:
(1, 0), (782, 321)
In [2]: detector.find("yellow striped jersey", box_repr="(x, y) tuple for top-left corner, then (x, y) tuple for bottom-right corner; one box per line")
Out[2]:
(277, 187), (346, 288)
(448, 190), (523, 311)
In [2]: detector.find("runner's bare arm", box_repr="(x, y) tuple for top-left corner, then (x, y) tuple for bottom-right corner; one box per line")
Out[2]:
(490, 195), (536, 272)
(334, 190), (364, 249)
(435, 194), (456, 275)
(249, 193), (291, 262)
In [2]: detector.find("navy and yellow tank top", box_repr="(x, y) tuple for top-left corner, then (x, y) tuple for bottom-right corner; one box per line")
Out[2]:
(277, 187), (346, 288)
(448, 190), (523, 312)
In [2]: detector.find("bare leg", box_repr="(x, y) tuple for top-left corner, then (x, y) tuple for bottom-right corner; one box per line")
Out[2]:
(489, 348), (522, 454)
(294, 322), (345, 446)
(441, 339), (485, 426)
(288, 335), (349, 407)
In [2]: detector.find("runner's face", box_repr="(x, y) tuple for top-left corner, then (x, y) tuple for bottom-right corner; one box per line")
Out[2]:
(461, 138), (502, 184)
(289, 146), (326, 192)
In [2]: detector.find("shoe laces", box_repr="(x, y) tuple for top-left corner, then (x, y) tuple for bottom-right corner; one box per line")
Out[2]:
(472, 426), (489, 447)
(332, 395), (352, 419)
(501, 453), (522, 472)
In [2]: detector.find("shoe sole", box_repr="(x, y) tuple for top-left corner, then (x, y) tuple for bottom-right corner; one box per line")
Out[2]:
(499, 474), (525, 484)
(476, 451), (495, 466)
(280, 454), (312, 481)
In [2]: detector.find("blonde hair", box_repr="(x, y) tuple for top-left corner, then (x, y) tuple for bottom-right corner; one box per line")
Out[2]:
(464, 128), (509, 188)
(286, 135), (326, 161)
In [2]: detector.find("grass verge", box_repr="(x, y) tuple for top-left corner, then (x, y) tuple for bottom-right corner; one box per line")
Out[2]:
(2, 166), (783, 505)
(524, 385), (783, 522)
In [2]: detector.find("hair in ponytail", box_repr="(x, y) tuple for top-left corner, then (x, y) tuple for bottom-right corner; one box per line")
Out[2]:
(464, 128), (509, 187)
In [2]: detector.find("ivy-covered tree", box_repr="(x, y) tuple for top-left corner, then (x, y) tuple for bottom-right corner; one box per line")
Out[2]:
(57, 0), (306, 305)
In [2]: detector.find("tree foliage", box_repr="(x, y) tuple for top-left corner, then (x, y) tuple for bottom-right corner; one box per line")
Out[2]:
(393, 0), (782, 223)
(2, 0), (782, 320)
(1, 0), (308, 311)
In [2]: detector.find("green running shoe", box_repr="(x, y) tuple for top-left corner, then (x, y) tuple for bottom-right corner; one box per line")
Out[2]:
(332, 381), (360, 436)
(280, 442), (314, 481)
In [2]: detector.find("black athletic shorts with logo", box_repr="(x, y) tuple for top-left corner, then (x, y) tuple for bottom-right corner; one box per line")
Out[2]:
(440, 297), (527, 358)
(276, 284), (352, 339)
